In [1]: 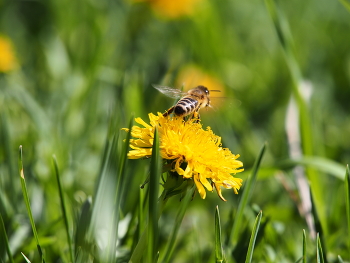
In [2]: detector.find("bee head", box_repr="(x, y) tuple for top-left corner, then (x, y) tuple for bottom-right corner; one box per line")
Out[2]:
(196, 85), (210, 95)
(187, 85), (210, 108)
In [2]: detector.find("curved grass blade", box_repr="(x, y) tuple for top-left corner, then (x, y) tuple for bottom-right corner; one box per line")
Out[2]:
(264, 0), (327, 236)
(245, 211), (262, 263)
(316, 233), (325, 263)
(18, 146), (46, 263)
(0, 214), (14, 263)
(148, 128), (161, 263)
(278, 157), (345, 180)
(52, 155), (74, 263)
(230, 143), (266, 246)
(162, 186), (195, 263)
(302, 229), (306, 263)
(337, 255), (344, 263)
(215, 206), (225, 263)
(345, 165), (350, 257)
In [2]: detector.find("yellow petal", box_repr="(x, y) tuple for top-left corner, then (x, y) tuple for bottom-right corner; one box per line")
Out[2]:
(214, 183), (227, 201)
(199, 173), (212, 191)
(135, 117), (151, 128)
(194, 175), (206, 199)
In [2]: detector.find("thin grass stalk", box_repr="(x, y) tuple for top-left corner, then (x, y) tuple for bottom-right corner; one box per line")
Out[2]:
(214, 206), (225, 263)
(138, 187), (145, 247)
(264, 0), (326, 235)
(230, 143), (266, 247)
(115, 116), (133, 204)
(316, 233), (325, 263)
(0, 214), (14, 263)
(162, 187), (195, 263)
(337, 255), (344, 263)
(21, 252), (32, 263)
(244, 211), (262, 263)
(302, 229), (306, 263)
(52, 156), (74, 263)
(18, 146), (46, 263)
(345, 165), (350, 257)
(148, 128), (161, 263)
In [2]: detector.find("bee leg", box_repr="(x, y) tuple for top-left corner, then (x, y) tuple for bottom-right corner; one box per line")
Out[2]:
(163, 106), (174, 117)
(192, 111), (201, 123)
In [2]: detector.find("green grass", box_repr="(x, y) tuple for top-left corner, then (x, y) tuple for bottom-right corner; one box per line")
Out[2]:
(1, 0), (350, 262)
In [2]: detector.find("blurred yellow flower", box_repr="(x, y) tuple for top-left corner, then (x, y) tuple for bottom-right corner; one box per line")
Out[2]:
(123, 112), (243, 201)
(176, 65), (225, 94)
(0, 36), (18, 73)
(132, 0), (202, 18)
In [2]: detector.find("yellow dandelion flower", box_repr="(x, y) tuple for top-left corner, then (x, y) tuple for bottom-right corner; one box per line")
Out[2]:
(0, 36), (18, 73)
(123, 112), (244, 201)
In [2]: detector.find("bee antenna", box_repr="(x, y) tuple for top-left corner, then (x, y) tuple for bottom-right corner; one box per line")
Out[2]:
(209, 90), (221, 92)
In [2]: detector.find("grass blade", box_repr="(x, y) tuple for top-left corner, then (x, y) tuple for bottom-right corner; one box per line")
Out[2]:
(302, 229), (306, 263)
(277, 157), (345, 180)
(345, 165), (350, 257)
(230, 143), (266, 246)
(338, 0), (350, 13)
(264, 0), (327, 236)
(0, 214), (14, 263)
(162, 186), (195, 263)
(74, 198), (92, 262)
(0, 113), (16, 198)
(245, 211), (262, 263)
(148, 128), (161, 263)
(337, 255), (344, 263)
(88, 115), (133, 262)
(215, 206), (224, 263)
(52, 155), (74, 263)
(316, 233), (325, 263)
(18, 146), (46, 263)
(21, 252), (32, 263)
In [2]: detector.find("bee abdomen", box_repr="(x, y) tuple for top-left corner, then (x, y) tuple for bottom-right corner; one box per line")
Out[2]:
(174, 97), (198, 116)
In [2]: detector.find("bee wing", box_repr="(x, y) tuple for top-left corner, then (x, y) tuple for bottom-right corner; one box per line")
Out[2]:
(152, 84), (187, 99)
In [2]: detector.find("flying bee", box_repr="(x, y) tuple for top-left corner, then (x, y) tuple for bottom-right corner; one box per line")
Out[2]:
(153, 84), (221, 119)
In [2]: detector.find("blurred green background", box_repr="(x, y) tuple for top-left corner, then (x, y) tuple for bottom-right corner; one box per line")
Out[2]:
(1, 0), (350, 262)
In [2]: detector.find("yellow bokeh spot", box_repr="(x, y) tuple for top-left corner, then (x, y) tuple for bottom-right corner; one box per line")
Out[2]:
(131, 0), (203, 19)
(176, 65), (225, 94)
(0, 36), (18, 73)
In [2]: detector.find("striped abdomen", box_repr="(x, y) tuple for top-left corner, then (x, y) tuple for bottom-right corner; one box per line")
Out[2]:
(174, 97), (199, 117)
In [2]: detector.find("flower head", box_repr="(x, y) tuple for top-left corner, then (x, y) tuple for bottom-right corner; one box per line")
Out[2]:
(123, 113), (243, 201)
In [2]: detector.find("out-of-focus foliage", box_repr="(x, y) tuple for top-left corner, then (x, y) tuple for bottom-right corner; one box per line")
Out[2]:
(1, 0), (350, 261)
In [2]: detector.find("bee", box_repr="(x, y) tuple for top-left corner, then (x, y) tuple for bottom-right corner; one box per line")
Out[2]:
(153, 84), (220, 119)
